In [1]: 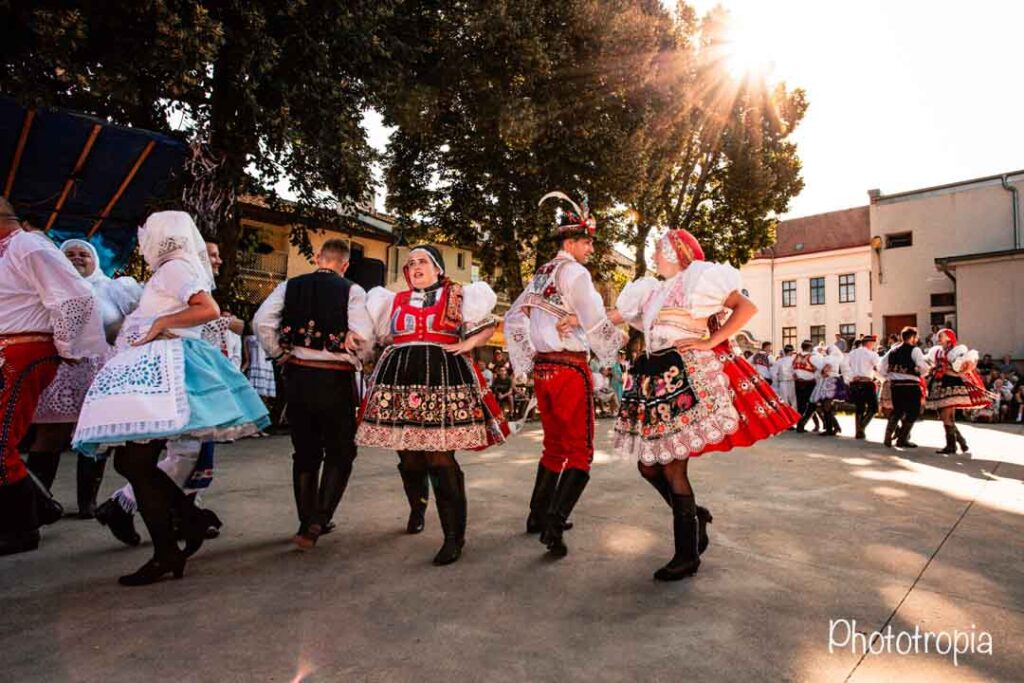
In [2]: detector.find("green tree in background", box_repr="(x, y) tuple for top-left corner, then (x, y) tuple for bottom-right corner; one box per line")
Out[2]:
(0, 0), (398, 291)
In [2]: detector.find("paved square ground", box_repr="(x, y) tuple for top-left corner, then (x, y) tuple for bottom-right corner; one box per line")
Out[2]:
(2, 416), (1022, 681)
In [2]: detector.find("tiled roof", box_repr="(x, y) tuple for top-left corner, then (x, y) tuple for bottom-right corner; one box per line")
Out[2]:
(755, 206), (870, 259)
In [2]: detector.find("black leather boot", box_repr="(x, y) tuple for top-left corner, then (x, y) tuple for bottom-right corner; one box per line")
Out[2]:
(895, 420), (918, 448)
(0, 477), (41, 556)
(883, 417), (897, 448)
(316, 459), (354, 535)
(429, 465), (466, 566)
(526, 463), (559, 534)
(178, 493), (222, 557)
(953, 426), (969, 454)
(292, 464), (320, 549)
(540, 468), (589, 558)
(936, 425), (957, 455)
(654, 493), (701, 581)
(398, 461), (429, 534)
(26, 451), (61, 490)
(639, 471), (710, 554)
(95, 498), (141, 546)
(74, 454), (107, 519)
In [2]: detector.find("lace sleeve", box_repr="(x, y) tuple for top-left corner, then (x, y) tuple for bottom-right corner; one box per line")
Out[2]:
(505, 291), (536, 376)
(585, 317), (626, 367)
(52, 296), (99, 358)
(615, 277), (659, 329)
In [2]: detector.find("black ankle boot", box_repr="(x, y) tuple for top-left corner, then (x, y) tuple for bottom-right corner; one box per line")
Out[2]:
(178, 494), (222, 557)
(540, 469), (589, 558)
(398, 462), (429, 534)
(954, 426), (969, 454)
(526, 463), (560, 534)
(429, 465), (466, 566)
(654, 494), (701, 581)
(936, 425), (957, 454)
(95, 498), (141, 546)
(74, 454), (106, 519)
(118, 549), (187, 586)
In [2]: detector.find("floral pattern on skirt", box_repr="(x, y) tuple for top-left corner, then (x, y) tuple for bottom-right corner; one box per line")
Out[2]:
(614, 343), (799, 464)
(925, 372), (993, 410)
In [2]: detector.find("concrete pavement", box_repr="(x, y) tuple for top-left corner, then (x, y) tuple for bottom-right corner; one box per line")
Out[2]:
(2, 415), (1022, 682)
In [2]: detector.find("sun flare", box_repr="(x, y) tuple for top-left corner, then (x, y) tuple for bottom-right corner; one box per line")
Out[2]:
(721, 16), (776, 80)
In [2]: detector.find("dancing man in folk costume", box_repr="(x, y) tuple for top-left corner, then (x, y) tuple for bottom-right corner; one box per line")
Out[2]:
(0, 198), (106, 556)
(25, 238), (142, 519)
(357, 245), (508, 565)
(924, 328), (992, 455)
(612, 228), (798, 581)
(878, 326), (930, 449)
(254, 238), (374, 550)
(73, 212), (269, 585)
(792, 340), (821, 432)
(771, 344), (798, 412)
(505, 192), (625, 558)
(845, 335), (881, 439)
(810, 345), (847, 437)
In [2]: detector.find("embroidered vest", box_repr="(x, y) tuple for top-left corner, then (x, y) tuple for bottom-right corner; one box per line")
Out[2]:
(793, 353), (815, 373)
(887, 343), (919, 377)
(518, 256), (575, 318)
(389, 282), (462, 345)
(280, 269), (351, 353)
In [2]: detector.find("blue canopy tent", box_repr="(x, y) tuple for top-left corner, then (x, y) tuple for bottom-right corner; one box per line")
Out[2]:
(1, 96), (188, 275)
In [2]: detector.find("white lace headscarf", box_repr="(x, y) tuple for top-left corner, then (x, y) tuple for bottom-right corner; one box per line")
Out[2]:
(60, 238), (108, 285)
(138, 211), (215, 290)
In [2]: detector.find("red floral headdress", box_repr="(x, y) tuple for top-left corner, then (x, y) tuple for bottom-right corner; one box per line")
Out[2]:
(539, 191), (597, 240)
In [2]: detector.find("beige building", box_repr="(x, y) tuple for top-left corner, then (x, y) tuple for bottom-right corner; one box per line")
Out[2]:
(740, 206), (873, 350)
(869, 170), (1024, 358)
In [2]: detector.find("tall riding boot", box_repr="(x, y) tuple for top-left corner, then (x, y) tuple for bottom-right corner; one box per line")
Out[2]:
(316, 459), (354, 532)
(74, 454), (106, 519)
(831, 413), (842, 435)
(398, 460), (429, 534)
(795, 404), (814, 432)
(292, 464), (320, 549)
(526, 463), (560, 533)
(854, 406), (865, 439)
(895, 419), (918, 448)
(936, 425), (957, 455)
(811, 411), (821, 432)
(953, 426), (970, 454)
(540, 468), (589, 558)
(639, 472), (712, 555)
(653, 493), (701, 581)
(26, 451), (61, 491)
(429, 465), (467, 566)
(883, 416), (898, 448)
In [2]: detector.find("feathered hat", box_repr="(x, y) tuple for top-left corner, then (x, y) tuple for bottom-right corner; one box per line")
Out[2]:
(538, 191), (596, 241)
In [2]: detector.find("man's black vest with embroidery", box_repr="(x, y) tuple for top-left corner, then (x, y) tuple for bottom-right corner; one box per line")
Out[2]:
(280, 269), (351, 353)
(888, 343), (919, 376)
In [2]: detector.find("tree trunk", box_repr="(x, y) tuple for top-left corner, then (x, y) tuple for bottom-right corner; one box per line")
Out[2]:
(632, 219), (651, 279)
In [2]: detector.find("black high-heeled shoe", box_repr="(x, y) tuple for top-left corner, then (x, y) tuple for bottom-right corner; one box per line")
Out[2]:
(183, 508), (223, 557)
(118, 552), (186, 586)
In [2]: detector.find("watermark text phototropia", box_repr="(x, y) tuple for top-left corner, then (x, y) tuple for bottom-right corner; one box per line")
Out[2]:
(829, 619), (993, 667)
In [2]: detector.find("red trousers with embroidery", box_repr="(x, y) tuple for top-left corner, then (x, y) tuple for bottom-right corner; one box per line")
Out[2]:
(1, 339), (59, 488)
(534, 352), (594, 474)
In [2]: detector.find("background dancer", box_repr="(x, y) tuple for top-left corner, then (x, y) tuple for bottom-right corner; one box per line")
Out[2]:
(254, 238), (374, 550)
(0, 198), (104, 556)
(613, 228), (798, 581)
(73, 212), (268, 585)
(925, 328), (992, 455)
(26, 238), (142, 518)
(879, 326), (930, 448)
(771, 344), (797, 413)
(505, 192), (624, 558)
(793, 341), (821, 432)
(846, 335), (881, 439)
(810, 345), (847, 437)
(358, 245), (507, 565)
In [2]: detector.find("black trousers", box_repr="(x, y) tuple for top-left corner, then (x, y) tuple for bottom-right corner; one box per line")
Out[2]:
(849, 380), (878, 433)
(286, 365), (358, 473)
(890, 381), (922, 433)
(795, 380), (816, 415)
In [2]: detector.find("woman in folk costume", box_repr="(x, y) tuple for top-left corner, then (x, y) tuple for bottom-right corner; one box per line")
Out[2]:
(26, 239), (142, 518)
(612, 229), (798, 581)
(73, 211), (269, 586)
(924, 328), (992, 454)
(610, 231), (794, 581)
(357, 245), (508, 566)
(810, 345), (848, 437)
